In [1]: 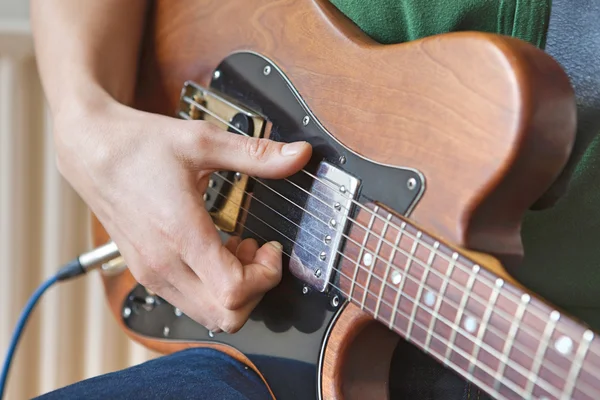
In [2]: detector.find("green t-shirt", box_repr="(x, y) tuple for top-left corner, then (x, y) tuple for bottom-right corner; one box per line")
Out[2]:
(330, 0), (600, 329)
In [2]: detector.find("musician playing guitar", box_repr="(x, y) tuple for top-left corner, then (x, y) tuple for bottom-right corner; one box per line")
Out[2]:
(30, 0), (599, 399)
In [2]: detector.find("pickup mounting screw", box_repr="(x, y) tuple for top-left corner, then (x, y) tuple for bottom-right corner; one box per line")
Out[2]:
(213, 70), (221, 79)
(302, 286), (309, 295)
(234, 172), (242, 181)
(163, 326), (170, 337)
(339, 185), (346, 193)
(122, 307), (131, 319)
(329, 219), (337, 228)
(315, 269), (322, 278)
(324, 235), (332, 244)
(203, 193), (210, 201)
(339, 155), (346, 164)
(407, 177), (417, 190)
(263, 65), (271, 76)
(331, 296), (340, 307)
(174, 308), (183, 317)
(208, 179), (216, 188)
(208, 330), (215, 338)
(319, 251), (327, 261)
(302, 116), (310, 126)
(334, 202), (341, 211)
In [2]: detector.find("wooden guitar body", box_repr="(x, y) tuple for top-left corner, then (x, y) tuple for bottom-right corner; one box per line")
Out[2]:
(91, 1), (581, 399)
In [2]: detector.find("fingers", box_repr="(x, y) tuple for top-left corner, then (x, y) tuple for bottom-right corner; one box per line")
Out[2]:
(151, 259), (261, 334)
(182, 235), (283, 312)
(176, 120), (312, 179)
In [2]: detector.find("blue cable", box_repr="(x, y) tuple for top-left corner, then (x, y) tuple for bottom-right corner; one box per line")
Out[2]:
(0, 274), (58, 398)
(0, 243), (116, 399)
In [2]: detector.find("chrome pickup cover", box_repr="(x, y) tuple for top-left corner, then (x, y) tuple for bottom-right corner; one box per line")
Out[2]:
(289, 162), (360, 292)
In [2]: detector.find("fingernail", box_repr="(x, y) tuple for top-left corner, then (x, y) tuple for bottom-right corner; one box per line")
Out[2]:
(281, 142), (307, 156)
(268, 241), (283, 250)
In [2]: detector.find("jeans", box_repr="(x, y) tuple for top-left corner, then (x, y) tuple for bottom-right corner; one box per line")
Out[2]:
(34, 348), (272, 400)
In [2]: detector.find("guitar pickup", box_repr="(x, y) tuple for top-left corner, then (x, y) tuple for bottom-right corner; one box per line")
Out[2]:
(177, 81), (267, 233)
(289, 162), (360, 292)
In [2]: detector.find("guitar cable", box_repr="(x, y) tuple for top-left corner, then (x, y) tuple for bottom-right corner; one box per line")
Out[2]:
(0, 241), (120, 399)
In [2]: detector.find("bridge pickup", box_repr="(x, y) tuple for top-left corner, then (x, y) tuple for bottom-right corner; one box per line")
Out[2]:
(177, 81), (267, 232)
(289, 162), (360, 292)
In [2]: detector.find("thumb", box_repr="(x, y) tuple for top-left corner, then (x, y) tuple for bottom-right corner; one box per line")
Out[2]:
(242, 241), (284, 297)
(190, 122), (312, 179)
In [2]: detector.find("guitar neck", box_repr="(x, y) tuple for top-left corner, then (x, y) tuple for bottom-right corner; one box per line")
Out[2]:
(338, 202), (600, 400)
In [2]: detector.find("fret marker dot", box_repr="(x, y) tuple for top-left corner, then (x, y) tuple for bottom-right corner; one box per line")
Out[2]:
(554, 336), (573, 356)
(464, 316), (477, 333)
(424, 291), (436, 307)
(363, 253), (373, 267)
(391, 270), (402, 285)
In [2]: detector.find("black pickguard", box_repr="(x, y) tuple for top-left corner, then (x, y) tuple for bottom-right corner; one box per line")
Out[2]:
(122, 52), (424, 399)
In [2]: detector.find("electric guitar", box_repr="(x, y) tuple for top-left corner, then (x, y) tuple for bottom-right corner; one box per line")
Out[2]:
(91, 1), (600, 399)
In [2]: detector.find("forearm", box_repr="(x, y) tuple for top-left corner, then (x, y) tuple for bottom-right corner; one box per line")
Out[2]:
(30, 0), (148, 117)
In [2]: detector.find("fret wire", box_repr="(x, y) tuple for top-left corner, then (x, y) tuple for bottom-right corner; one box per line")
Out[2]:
(563, 329), (595, 399)
(494, 293), (530, 391)
(424, 251), (458, 352)
(525, 311), (560, 396)
(386, 222), (407, 329)
(350, 208), (378, 300)
(445, 264), (479, 364)
(374, 221), (403, 319)
(406, 240), (438, 341)
(361, 213), (390, 310)
(389, 231), (421, 330)
(469, 278), (503, 374)
(203, 182), (597, 397)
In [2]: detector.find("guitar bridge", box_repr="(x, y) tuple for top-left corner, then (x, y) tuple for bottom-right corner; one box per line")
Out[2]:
(177, 81), (267, 233)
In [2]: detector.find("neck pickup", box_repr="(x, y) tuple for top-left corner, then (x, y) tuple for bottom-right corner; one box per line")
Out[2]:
(288, 161), (360, 292)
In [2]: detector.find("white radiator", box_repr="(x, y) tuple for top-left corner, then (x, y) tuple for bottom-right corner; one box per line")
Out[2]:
(0, 21), (155, 399)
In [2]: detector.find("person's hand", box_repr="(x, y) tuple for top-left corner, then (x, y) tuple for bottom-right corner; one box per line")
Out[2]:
(54, 96), (312, 333)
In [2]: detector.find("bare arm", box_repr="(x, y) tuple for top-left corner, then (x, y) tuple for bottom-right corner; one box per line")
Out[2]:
(30, 0), (312, 333)
(31, 0), (146, 114)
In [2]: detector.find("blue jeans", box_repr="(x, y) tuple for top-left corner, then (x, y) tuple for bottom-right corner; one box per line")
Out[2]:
(35, 348), (272, 400)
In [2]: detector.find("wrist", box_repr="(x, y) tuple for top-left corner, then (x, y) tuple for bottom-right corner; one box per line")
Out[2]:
(52, 77), (118, 132)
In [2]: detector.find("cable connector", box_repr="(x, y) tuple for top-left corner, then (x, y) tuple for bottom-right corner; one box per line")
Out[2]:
(56, 241), (120, 281)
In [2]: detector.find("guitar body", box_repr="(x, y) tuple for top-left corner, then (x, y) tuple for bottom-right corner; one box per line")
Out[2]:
(92, 0), (577, 399)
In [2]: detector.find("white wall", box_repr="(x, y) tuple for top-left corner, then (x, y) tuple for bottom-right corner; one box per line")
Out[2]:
(0, 0), (29, 20)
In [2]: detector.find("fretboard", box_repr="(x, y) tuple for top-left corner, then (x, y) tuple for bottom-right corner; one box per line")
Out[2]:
(338, 202), (600, 400)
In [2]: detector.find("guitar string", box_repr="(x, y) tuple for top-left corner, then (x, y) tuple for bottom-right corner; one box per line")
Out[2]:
(180, 98), (599, 357)
(209, 170), (599, 380)
(204, 184), (596, 399)
(203, 186), (570, 400)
